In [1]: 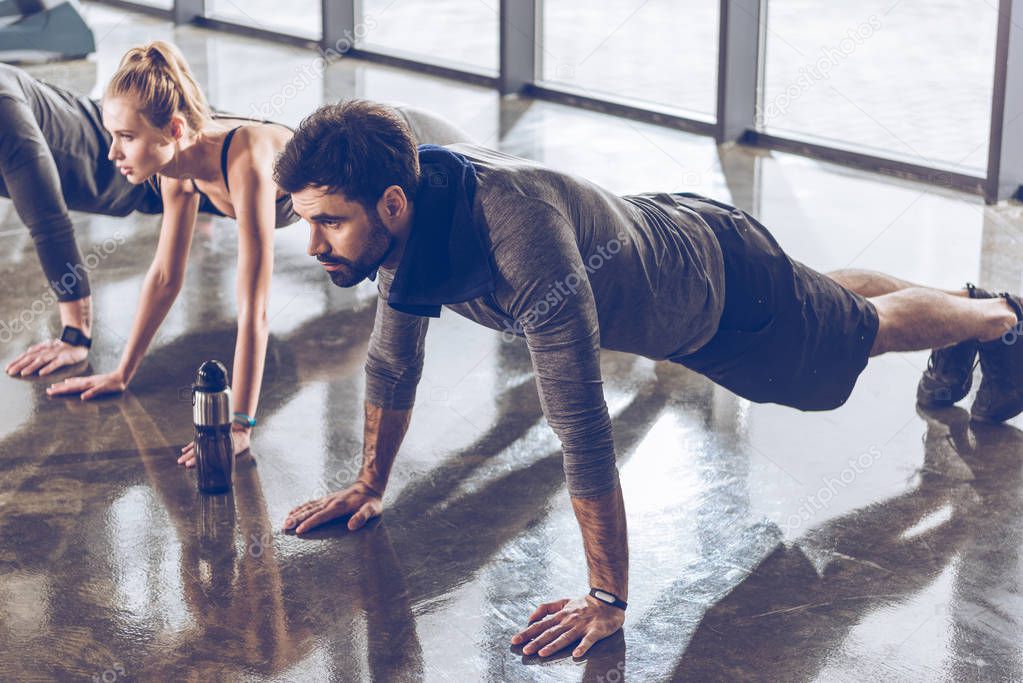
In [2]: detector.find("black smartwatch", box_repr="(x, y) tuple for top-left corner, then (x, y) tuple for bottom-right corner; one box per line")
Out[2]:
(59, 325), (92, 349)
(589, 587), (628, 611)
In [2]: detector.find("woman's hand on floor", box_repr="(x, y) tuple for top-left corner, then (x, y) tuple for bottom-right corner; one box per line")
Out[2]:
(178, 426), (251, 468)
(46, 370), (126, 399)
(6, 339), (88, 377)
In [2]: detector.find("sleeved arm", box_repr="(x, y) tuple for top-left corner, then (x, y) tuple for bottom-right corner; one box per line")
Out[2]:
(494, 202), (619, 499)
(364, 269), (431, 409)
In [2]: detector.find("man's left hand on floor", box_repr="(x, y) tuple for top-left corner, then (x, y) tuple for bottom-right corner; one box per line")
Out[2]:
(511, 594), (625, 658)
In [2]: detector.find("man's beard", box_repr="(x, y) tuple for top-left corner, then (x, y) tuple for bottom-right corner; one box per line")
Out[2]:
(318, 210), (394, 288)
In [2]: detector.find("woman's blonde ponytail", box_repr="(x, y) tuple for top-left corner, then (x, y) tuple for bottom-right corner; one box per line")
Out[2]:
(105, 40), (211, 132)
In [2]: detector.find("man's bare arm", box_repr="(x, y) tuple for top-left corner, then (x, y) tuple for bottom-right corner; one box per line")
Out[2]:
(283, 401), (413, 532)
(571, 482), (629, 603)
(357, 401), (413, 494)
(513, 481), (629, 656)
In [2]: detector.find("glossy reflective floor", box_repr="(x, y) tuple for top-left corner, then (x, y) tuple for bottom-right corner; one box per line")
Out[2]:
(2, 4), (1023, 682)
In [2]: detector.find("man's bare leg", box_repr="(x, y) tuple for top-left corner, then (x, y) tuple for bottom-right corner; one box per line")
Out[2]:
(870, 288), (1017, 357)
(827, 270), (1020, 416)
(827, 268), (970, 298)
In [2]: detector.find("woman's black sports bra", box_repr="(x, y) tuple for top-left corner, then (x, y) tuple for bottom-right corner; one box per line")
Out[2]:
(190, 113), (300, 229)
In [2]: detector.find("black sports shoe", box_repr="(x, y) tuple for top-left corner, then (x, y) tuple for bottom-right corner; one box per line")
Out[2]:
(972, 292), (1023, 423)
(916, 283), (997, 407)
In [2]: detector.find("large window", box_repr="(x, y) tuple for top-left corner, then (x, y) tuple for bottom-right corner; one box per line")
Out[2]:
(760, 1), (998, 172)
(203, 40), (325, 128)
(205, 0), (322, 40)
(539, 0), (719, 117)
(101, 0), (1014, 198)
(355, 0), (499, 74)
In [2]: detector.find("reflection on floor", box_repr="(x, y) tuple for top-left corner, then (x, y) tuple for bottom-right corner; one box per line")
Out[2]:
(1, 3), (1022, 681)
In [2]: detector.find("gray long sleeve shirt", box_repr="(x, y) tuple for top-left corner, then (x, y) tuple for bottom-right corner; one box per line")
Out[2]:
(366, 144), (726, 498)
(391, 103), (473, 148)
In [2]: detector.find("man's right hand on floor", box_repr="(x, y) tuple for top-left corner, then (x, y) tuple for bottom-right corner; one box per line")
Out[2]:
(284, 480), (384, 534)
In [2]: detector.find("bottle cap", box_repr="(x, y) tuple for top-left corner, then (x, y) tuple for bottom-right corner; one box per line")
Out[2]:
(193, 360), (229, 393)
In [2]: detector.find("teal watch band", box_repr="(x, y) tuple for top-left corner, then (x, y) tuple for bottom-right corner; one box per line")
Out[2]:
(232, 412), (256, 428)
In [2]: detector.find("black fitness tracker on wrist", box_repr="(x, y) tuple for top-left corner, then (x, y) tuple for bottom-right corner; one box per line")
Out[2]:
(59, 325), (92, 349)
(589, 587), (628, 611)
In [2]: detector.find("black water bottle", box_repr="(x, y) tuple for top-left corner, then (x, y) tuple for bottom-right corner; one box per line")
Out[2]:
(192, 360), (234, 494)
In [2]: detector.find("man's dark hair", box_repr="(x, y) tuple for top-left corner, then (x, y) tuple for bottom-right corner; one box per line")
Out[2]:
(273, 99), (420, 208)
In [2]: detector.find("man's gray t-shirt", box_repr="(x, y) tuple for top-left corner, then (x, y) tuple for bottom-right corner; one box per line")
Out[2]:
(365, 144), (726, 498)
(392, 104), (472, 148)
